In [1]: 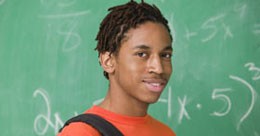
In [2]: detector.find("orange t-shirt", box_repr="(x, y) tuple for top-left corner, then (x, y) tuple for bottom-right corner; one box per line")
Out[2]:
(58, 106), (176, 136)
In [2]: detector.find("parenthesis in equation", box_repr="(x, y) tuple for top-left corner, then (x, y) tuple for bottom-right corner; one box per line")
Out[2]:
(229, 75), (258, 131)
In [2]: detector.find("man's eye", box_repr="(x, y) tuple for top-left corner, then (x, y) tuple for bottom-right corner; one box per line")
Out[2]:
(161, 53), (172, 59)
(136, 52), (147, 57)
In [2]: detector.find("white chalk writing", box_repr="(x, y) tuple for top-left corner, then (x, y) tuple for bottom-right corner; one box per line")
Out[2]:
(0, 0), (5, 5)
(211, 88), (232, 117)
(185, 27), (198, 41)
(253, 24), (260, 35)
(245, 62), (260, 80)
(201, 14), (226, 42)
(57, 21), (81, 52)
(39, 0), (90, 53)
(178, 95), (191, 124)
(38, 10), (90, 19)
(33, 88), (78, 135)
(158, 86), (172, 118)
(222, 23), (234, 40)
(229, 75), (257, 131)
(234, 3), (247, 18)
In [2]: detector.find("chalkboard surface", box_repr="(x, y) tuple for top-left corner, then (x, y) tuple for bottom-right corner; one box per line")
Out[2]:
(0, 0), (259, 136)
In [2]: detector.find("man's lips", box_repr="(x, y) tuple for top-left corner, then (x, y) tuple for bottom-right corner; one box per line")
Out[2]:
(143, 78), (167, 93)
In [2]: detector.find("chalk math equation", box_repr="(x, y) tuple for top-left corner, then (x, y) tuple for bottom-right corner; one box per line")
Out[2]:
(32, 62), (259, 135)
(170, 2), (260, 43)
(171, 62), (259, 135)
(38, 0), (90, 53)
(35, 1), (260, 56)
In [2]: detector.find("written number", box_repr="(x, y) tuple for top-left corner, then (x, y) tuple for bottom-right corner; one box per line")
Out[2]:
(33, 88), (64, 135)
(211, 88), (232, 116)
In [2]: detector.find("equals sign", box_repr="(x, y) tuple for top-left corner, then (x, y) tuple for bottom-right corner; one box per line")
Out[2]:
(253, 24), (260, 35)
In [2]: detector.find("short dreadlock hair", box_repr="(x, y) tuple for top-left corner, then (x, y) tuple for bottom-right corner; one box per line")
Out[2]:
(95, 0), (172, 79)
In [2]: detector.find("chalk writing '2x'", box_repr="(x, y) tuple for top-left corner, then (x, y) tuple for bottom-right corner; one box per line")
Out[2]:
(33, 88), (64, 135)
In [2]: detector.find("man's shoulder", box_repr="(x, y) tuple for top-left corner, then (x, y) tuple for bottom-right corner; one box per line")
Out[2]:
(57, 122), (101, 136)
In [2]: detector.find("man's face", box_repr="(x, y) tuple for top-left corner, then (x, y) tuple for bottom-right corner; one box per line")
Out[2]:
(111, 21), (172, 105)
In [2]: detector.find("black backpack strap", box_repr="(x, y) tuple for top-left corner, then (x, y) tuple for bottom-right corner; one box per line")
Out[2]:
(59, 113), (123, 136)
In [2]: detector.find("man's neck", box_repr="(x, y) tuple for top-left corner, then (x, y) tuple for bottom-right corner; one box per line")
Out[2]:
(98, 90), (149, 117)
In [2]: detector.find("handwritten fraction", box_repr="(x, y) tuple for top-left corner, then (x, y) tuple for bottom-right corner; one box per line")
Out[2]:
(38, 0), (89, 52)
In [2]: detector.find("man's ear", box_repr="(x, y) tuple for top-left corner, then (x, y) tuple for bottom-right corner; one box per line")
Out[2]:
(99, 52), (115, 74)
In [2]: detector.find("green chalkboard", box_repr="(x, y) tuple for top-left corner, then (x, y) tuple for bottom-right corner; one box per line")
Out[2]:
(0, 0), (259, 136)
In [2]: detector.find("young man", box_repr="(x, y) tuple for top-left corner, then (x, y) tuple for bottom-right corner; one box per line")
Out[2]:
(58, 0), (175, 135)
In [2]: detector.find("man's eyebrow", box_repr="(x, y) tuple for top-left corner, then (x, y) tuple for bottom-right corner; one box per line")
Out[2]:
(164, 45), (173, 51)
(132, 45), (150, 50)
(132, 44), (173, 51)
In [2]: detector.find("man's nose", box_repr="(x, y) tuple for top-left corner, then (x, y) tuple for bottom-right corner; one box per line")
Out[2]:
(147, 55), (163, 74)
